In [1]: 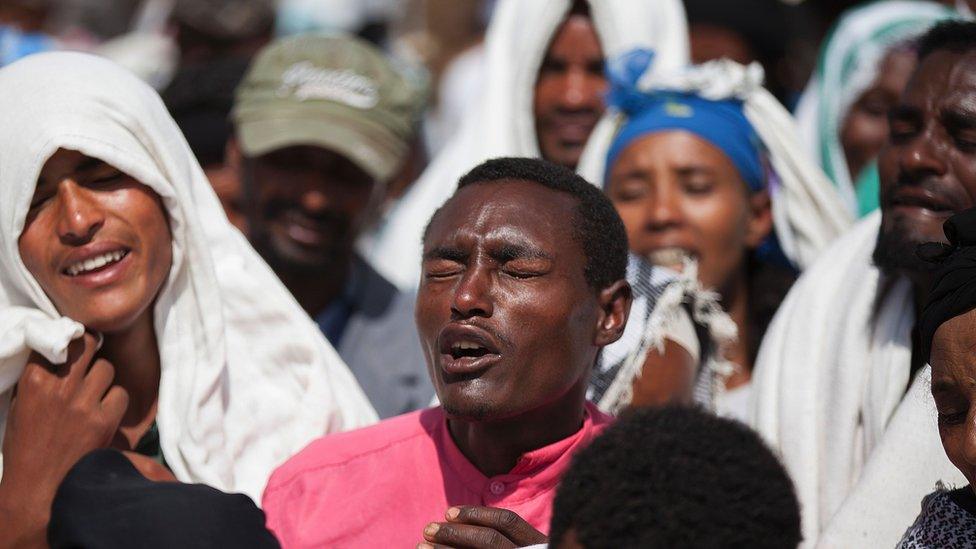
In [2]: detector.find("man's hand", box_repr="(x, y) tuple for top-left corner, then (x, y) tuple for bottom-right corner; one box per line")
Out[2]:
(0, 332), (128, 548)
(418, 506), (548, 549)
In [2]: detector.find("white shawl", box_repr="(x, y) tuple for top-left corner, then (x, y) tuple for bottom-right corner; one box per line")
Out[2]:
(358, 0), (690, 290)
(751, 212), (964, 547)
(0, 52), (378, 502)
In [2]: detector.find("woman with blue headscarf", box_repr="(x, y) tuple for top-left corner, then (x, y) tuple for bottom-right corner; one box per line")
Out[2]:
(584, 51), (851, 418)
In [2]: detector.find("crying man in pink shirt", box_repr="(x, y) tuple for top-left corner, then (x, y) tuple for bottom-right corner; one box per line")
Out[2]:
(261, 158), (634, 548)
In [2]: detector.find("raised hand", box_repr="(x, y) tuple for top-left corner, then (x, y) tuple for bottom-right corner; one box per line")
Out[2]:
(0, 332), (128, 548)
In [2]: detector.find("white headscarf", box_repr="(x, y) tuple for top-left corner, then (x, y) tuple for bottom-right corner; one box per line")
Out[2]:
(358, 0), (690, 290)
(0, 52), (378, 502)
(794, 0), (957, 217)
(578, 58), (853, 271)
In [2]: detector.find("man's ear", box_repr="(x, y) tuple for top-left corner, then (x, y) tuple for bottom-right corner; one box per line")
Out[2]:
(745, 188), (774, 249)
(594, 279), (632, 347)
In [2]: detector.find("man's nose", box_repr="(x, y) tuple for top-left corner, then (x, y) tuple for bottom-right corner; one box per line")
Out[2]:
(899, 130), (948, 180)
(56, 181), (104, 245)
(299, 187), (330, 214)
(450, 266), (494, 319)
(557, 69), (600, 110)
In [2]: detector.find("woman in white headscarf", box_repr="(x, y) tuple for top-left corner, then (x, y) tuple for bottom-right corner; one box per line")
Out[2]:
(0, 51), (376, 543)
(795, 0), (956, 218)
(358, 0), (690, 291)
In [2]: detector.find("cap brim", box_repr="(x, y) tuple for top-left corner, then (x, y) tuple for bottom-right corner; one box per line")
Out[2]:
(237, 115), (400, 182)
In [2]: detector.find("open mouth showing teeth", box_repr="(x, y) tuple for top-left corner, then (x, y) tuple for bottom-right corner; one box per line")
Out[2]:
(64, 250), (129, 277)
(646, 247), (694, 268)
(450, 341), (493, 360)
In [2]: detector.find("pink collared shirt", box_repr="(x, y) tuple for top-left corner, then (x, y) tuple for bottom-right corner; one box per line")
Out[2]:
(262, 402), (612, 548)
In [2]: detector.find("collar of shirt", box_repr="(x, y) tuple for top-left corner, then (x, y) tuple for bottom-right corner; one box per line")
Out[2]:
(435, 402), (603, 506)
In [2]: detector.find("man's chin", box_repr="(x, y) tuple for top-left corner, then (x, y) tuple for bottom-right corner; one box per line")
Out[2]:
(255, 235), (348, 273)
(873, 212), (944, 276)
(440, 399), (494, 422)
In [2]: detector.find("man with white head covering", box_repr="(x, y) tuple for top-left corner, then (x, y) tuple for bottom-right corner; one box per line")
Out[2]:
(752, 20), (976, 548)
(0, 51), (375, 544)
(359, 0), (690, 291)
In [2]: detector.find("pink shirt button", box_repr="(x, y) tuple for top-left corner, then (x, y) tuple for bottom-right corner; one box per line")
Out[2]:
(489, 481), (505, 495)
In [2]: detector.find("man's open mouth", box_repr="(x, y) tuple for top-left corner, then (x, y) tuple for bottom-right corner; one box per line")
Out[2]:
(888, 188), (955, 214)
(437, 326), (502, 375)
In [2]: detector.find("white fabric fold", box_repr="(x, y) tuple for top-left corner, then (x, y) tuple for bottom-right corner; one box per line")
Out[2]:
(358, 0), (690, 290)
(0, 52), (377, 502)
(751, 211), (963, 547)
(578, 59), (853, 271)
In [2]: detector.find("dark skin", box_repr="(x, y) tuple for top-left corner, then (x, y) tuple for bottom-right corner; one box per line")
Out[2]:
(930, 309), (976, 494)
(241, 144), (380, 316)
(630, 340), (697, 407)
(940, 0), (976, 12)
(841, 48), (918, 183)
(606, 131), (773, 389)
(415, 180), (631, 547)
(533, 15), (606, 169)
(1, 149), (172, 546)
(879, 50), (976, 305)
(689, 24), (756, 65)
(0, 3), (48, 33)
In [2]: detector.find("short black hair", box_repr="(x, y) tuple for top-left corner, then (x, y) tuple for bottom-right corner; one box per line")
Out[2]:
(918, 20), (976, 61)
(549, 406), (802, 549)
(433, 157), (628, 290)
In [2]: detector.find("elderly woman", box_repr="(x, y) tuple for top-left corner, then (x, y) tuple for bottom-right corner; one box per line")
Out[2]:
(898, 208), (976, 546)
(0, 52), (376, 544)
(583, 52), (850, 417)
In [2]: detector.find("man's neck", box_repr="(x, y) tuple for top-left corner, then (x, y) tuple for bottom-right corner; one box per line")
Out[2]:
(99, 310), (161, 449)
(279, 264), (349, 316)
(446, 378), (589, 477)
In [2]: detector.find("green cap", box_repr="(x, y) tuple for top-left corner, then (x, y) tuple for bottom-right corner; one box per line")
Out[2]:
(233, 33), (427, 182)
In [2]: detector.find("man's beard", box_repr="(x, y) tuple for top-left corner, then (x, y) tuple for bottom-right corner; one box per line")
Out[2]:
(440, 399), (493, 422)
(872, 215), (942, 277)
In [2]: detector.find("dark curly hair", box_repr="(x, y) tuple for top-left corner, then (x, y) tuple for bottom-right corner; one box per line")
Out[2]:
(426, 157), (629, 290)
(549, 406), (802, 549)
(918, 20), (976, 61)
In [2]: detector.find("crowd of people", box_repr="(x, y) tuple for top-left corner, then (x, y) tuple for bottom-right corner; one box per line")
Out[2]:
(2, 0), (976, 547)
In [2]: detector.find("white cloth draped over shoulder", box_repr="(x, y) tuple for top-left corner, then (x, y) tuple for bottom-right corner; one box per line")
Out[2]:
(358, 0), (690, 290)
(751, 211), (964, 547)
(576, 59), (853, 271)
(0, 52), (378, 502)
